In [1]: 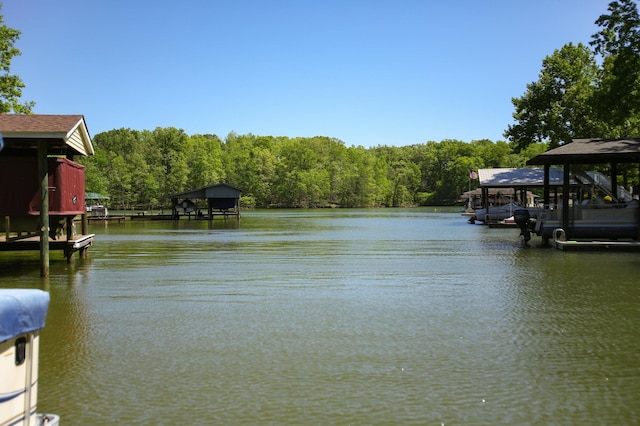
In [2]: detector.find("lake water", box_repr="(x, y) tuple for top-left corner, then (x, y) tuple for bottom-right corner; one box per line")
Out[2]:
(1, 208), (639, 425)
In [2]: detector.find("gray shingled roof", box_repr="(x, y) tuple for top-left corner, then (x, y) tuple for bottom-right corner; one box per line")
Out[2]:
(527, 138), (640, 165)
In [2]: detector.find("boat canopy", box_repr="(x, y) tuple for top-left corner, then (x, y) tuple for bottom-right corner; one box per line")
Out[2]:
(478, 167), (568, 187)
(0, 289), (50, 342)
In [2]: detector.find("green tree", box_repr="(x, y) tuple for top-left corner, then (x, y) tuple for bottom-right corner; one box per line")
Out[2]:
(223, 133), (274, 205)
(590, 0), (640, 134)
(128, 149), (158, 207)
(471, 139), (511, 168)
(342, 147), (383, 207)
(505, 43), (599, 152)
(0, 5), (34, 113)
(106, 155), (133, 209)
(184, 134), (225, 189)
(79, 149), (109, 196)
(85, 125), (537, 209)
(272, 137), (318, 207)
(149, 127), (189, 198)
(388, 159), (420, 207)
(81, 129), (144, 208)
(417, 140), (475, 204)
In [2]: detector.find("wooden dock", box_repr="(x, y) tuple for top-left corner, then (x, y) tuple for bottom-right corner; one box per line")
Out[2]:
(127, 212), (240, 220)
(553, 239), (640, 251)
(128, 212), (174, 220)
(487, 221), (517, 229)
(87, 215), (126, 223)
(0, 233), (95, 261)
(550, 228), (640, 251)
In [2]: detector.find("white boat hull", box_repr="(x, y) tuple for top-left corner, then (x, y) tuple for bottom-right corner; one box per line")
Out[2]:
(471, 204), (541, 223)
(0, 290), (59, 426)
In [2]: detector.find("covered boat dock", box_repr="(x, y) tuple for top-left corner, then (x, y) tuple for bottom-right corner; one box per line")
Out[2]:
(466, 167), (569, 224)
(166, 183), (242, 219)
(527, 138), (640, 247)
(0, 114), (95, 276)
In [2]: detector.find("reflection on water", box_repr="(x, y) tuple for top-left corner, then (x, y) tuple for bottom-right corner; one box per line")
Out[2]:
(1, 209), (639, 424)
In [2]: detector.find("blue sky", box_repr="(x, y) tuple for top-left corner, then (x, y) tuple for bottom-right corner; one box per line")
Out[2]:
(4, 1), (616, 147)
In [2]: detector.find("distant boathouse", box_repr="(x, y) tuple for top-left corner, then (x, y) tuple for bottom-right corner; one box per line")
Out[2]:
(167, 183), (242, 219)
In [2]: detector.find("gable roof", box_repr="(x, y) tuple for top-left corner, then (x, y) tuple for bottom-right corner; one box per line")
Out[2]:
(166, 183), (242, 199)
(0, 114), (94, 156)
(478, 167), (567, 187)
(527, 138), (640, 165)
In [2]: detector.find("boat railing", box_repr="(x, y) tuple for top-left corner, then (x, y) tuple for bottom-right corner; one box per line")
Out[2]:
(539, 201), (638, 222)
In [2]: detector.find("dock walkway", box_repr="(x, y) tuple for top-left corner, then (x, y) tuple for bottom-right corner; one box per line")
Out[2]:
(0, 233), (95, 261)
(553, 239), (640, 251)
(550, 228), (640, 251)
(87, 215), (126, 223)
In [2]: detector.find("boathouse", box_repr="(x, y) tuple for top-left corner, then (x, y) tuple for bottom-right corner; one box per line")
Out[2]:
(85, 192), (109, 217)
(167, 183), (242, 219)
(466, 167), (573, 224)
(527, 138), (640, 247)
(0, 114), (95, 276)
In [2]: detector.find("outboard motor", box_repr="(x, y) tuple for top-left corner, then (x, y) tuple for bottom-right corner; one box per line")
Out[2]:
(513, 209), (532, 243)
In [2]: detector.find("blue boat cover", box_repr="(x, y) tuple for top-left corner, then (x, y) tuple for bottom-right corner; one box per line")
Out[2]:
(0, 289), (50, 342)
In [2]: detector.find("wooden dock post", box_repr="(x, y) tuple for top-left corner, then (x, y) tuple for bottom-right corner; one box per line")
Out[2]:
(38, 140), (50, 277)
(81, 213), (89, 258)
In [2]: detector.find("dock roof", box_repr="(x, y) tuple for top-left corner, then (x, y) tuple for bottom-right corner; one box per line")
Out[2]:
(166, 183), (242, 200)
(478, 167), (566, 187)
(527, 138), (640, 165)
(0, 114), (94, 156)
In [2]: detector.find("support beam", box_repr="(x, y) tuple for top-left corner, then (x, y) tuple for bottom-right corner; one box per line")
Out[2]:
(543, 165), (550, 209)
(481, 187), (488, 221)
(562, 162), (570, 238)
(610, 162), (618, 201)
(66, 216), (74, 264)
(37, 140), (49, 277)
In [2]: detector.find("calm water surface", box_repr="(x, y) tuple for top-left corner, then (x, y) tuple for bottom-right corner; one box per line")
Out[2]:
(1, 208), (639, 425)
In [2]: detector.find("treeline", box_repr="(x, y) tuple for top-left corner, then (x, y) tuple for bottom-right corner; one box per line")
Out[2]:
(506, 0), (640, 151)
(78, 128), (546, 209)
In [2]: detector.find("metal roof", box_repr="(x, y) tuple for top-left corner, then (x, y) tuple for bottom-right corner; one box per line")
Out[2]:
(86, 192), (110, 200)
(166, 183), (242, 199)
(461, 187), (536, 197)
(0, 114), (94, 156)
(527, 138), (640, 165)
(478, 167), (566, 187)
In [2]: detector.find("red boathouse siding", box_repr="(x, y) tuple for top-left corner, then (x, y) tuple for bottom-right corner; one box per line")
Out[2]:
(0, 157), (86, 216)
